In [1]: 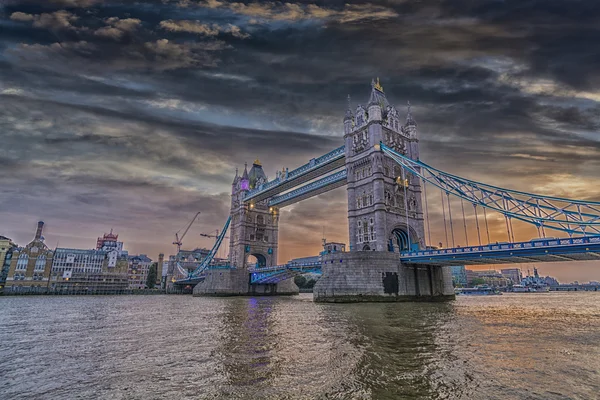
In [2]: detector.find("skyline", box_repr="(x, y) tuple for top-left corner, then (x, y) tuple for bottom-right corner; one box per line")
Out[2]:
(2, 0), (600, 282)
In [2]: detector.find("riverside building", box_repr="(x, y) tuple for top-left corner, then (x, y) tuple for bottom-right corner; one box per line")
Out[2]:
(4, 222), (54, 294)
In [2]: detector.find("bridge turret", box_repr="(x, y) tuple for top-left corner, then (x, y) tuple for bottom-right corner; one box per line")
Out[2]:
(240, 163), (250, 192)
(344, 94), (354, 135)
(402, 101), (417, 140)
(367, 78), (384, 123)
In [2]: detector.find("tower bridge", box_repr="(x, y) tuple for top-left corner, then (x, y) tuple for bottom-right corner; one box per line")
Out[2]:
(171, 78), (600, 302)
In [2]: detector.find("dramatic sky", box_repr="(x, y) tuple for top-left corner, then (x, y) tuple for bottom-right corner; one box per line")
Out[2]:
(1, 0), (600, 282)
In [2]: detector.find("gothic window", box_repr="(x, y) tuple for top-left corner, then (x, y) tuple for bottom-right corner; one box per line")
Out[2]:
(369, 218), (376, 241)
(362, 193), (367, 207)
(16, 253), (28, 270)
(34, 255), (46, 271)
(357, 221), (363, 244)
(368, 194), (373, 206)
(363, 220), (369, 242)
(257, 215), (264, 225)
(357, 198), (362, 208)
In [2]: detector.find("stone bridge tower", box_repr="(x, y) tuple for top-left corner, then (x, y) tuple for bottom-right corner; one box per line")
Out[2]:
(314, 79), (454, 302)
(344, 79), (426, 253)
(229, 161), (279, 270)
(194, 160), (297, 296)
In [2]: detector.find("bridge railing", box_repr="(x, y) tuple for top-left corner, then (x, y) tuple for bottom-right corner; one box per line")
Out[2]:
(401, 236), (600, 257)
(248, 260), (322, 273)
(243, 145), (345, 201)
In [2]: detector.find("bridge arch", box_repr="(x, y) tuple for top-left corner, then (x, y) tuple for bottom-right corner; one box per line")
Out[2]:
(389, 225), (419, 252)
(247, 253), (267, 269)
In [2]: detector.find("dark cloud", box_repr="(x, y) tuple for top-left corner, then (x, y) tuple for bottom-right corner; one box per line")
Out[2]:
(1, 0), (600, 280)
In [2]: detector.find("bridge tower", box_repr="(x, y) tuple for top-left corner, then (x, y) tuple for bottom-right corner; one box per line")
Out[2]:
(194, 161), (298, 296)
(345, 78), (426, 253)
(314, 79), (454, 302)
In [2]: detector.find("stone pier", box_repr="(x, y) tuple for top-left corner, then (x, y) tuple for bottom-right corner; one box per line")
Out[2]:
(313, 251), (454, 302)
(192, 268), (298, 297)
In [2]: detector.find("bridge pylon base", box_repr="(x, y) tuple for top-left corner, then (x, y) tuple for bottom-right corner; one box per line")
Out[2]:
(313, 251), (455, 303)
(192, 268), (299, 297)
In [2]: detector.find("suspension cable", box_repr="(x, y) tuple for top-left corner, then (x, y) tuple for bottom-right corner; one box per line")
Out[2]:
(441, 189), (449, 248)
(461, 198), (469, 246)
(447, 192), (456, 248)
(483, 207), (491, 244)
(502, 195), (511, 242)
(473, 204), (482, 246)
(508, 217), (516, 243)
(423, 177), (432, 248)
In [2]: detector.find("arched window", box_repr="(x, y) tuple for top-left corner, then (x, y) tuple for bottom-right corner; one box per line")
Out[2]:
(357, 221), (363, 244)
(363, 220), (369, 242)
(362, 193), (367, 207)
(34, 255), (46, 271)
(369, 218), (376, 241)
(16, 253), (28, 270)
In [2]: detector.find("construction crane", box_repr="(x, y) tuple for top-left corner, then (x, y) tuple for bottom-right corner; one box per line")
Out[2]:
(200, 230), (229, 241)
(200, 230), (229, 259)
(173, 212), (201, 253)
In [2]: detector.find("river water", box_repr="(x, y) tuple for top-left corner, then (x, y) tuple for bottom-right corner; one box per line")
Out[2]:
(1, 292), (599, 400)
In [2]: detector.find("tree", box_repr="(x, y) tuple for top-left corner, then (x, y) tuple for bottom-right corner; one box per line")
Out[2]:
(146, 263), (157, 289)
(294, 275), (307, 288)
(471, 277), (486, 286)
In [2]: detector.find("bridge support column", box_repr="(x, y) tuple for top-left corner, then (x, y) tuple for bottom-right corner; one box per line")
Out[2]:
(192, 268), (299, 297)
(313, 251), (454, 302)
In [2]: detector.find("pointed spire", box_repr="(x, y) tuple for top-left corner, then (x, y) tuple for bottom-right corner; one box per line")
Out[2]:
(232, 167), (239, 184)
(369, 77), (388, 107)
(405, 100), (417, 126)
(344, 94), (353, 120)
(242, 162), (249, 180)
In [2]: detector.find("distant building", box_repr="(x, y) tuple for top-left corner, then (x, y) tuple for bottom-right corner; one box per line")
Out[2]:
(156, 253), (165, 287)
(501, 268), (522, 284)
(167, 248), (211, 278)
(4, 222), (54, 294)
(128, 254), (152, 289)
(450, 266), (467, 287)
(49, 247), (129, 294)
(0, 236), (17, 292)
(321, 242), (346, 255)
(466, 269), (477, 285)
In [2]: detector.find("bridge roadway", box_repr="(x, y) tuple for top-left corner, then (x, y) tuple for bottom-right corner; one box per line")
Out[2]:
(401, 236), (600, 266)
(243, 145), (345, 204)
(248, 236), (600, 284)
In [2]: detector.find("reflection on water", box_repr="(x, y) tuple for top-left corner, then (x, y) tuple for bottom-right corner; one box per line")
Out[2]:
(1, 293), (599, 399)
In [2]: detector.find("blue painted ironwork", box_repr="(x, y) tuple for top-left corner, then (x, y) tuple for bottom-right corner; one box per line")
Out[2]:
(174, 217), (231, 284)
(380, 143), (600, 236)
(401, 235), (600, 266)
(249, 261), (322, 284)
(244, 145), (345, 202)
(268, 169), (347, 207)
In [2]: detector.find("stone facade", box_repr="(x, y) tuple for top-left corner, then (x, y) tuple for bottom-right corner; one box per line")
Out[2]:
(4, 222), (54, 294)
(314, 252), (455, 302)
(194, 159), (298, 296)
(345, 79), (425, 253)
(314, 79), (453, 302)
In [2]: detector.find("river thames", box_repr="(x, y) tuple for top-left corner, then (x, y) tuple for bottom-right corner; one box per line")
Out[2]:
(1, 292), (599, 400)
